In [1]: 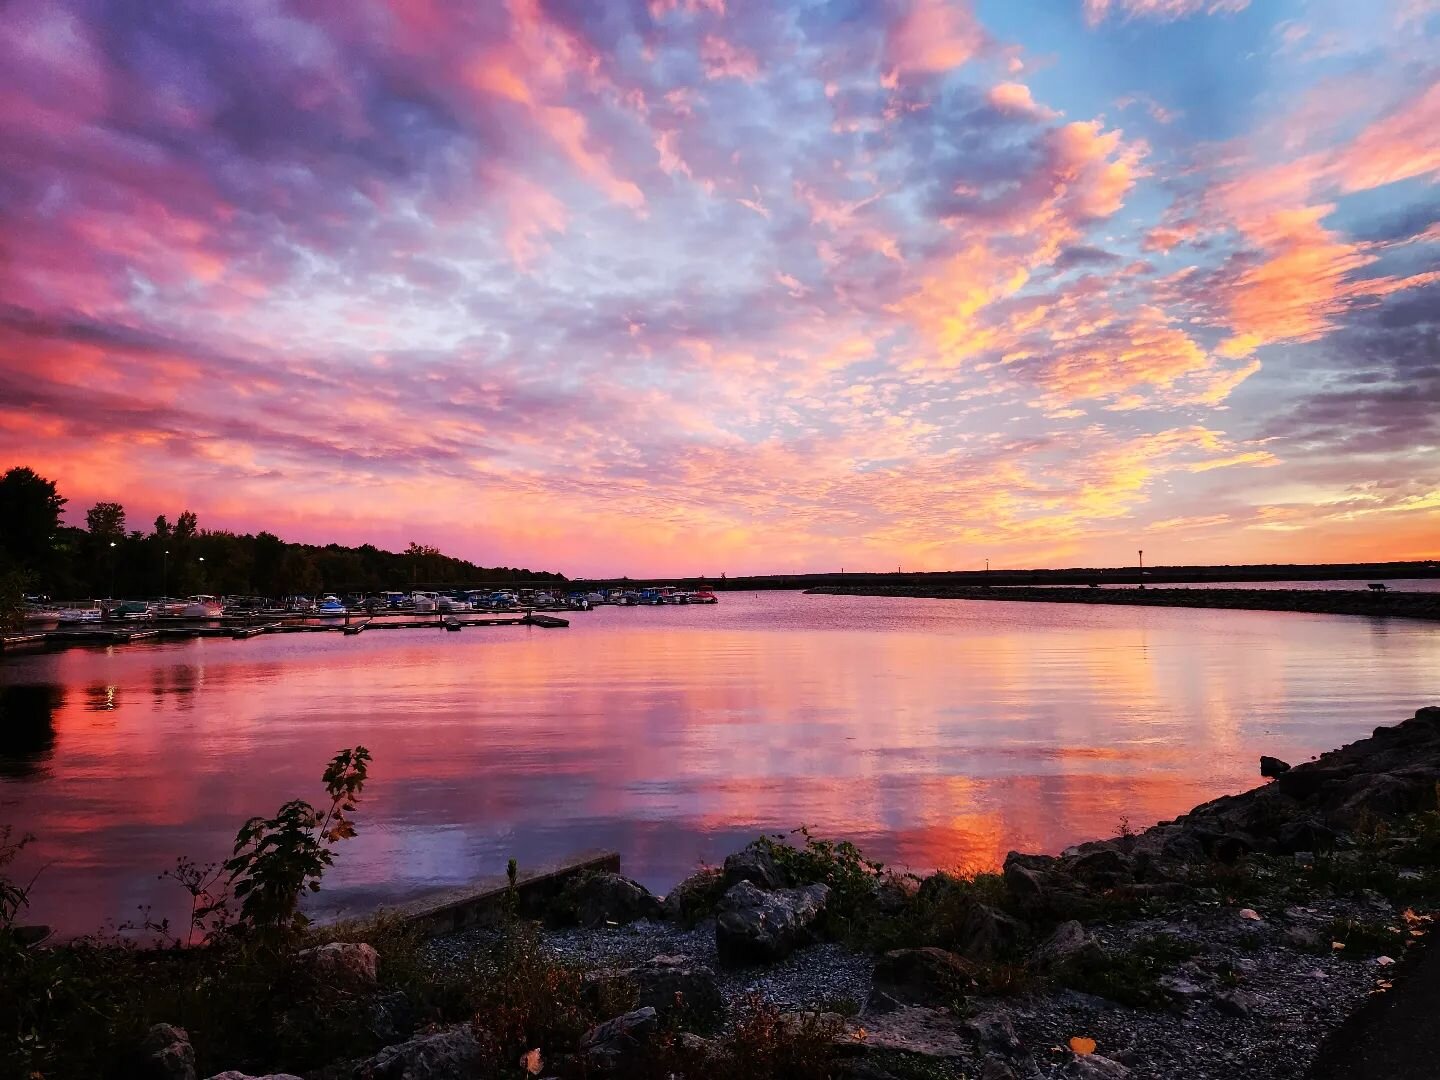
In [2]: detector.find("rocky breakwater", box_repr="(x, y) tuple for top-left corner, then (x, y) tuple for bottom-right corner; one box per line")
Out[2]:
(806, 584), (1440, 622)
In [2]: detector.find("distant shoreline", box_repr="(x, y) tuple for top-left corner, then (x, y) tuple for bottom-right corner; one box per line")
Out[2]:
(804, 584), (1440, 621)
(571, 560), (1440, 591)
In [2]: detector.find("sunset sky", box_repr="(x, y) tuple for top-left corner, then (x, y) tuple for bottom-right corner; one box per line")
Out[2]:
(1, 0), (1436, 576)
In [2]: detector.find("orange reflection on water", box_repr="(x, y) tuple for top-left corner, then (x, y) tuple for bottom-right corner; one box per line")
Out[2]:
(2, 592), (1438, 937)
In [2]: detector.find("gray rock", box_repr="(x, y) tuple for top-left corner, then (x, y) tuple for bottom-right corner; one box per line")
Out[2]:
(296, 941), (379, 991)
(954, 903), (1025, 963)
(580, 1006), (658, 1068)
(848, 1005), (971, 1058)
(1003, 858), (1047, 910)
(872, 873), (920, 915)
(206, 1073), (305, 1080)
(561, 872), (663, 928)
(981, 1056), (1022, 1080)
(661, 867), (724, 923)
(1329, 772), (1431, 828)
(356, 1024), (482, 1079)
(1260, 755), (1292, 778)
(965, 1011), (1023, 1056)
(628, 954), (724, 1021)
(1213, 989), (1253, 1017)
(1034, 920), (1105, 971)
(143, 1024), (196, 1080)
(1157, 974), (1207, 1002)
(1068, 1054), (1131, 1078)
(871, 947), (975, 1005)
(715, 880), (829, 965)
(1069, 847), (1131, 884)
(723, 842), (788, 890)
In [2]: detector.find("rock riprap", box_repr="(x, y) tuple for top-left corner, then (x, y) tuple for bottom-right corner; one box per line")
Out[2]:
(714, 880), (829, 965)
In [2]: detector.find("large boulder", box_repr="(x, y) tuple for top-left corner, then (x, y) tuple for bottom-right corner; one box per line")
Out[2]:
(558, 872), (662, 928)
(723, 842), (788, 890)
(580, 1007), (658, 1069)
(143, 1024), (196, 1080)
(1260, 756), (1291, 778)
(1033, 920), (1105, 971)
(662, 867), (726, 923)
(355, 1024), (482, 1079)
(296, 941), (379, 991)
(953, 903), (1025, 963)
(631, 955), (723, 1021)
(1327, 771), (1437, 828)
(1067, 848), (1132, 887)
(870, 947), (975, 1007)
(715, 880), (829, 965)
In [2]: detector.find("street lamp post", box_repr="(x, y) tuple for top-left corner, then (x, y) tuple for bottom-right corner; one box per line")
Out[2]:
(162, 549), (169, 602)
(109, 540), (117, 601)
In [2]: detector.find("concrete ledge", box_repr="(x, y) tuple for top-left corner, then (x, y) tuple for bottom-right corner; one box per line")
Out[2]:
(323, 849), (620, 936)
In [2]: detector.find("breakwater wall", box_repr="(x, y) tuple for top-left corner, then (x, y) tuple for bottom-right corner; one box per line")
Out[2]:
(805, 584), (1440, 621)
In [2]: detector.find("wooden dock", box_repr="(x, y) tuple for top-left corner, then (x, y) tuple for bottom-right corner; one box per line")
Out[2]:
(5, 609), (572, 655)
(318, 849), (620, 936)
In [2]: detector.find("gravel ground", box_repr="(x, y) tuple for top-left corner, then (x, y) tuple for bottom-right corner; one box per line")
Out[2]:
(420, 891), (1423, 1080)
(422, 916), (875, 1013)
(1014, 895), (1411, 1080)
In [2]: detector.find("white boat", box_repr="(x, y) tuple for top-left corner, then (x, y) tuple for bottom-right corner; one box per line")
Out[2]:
(57, 606), (103, 624)
(22, 605), (62, 623)
(411, 591), (439, 613)
(316, 595), (347, 616)
(180, 595), (224, 618)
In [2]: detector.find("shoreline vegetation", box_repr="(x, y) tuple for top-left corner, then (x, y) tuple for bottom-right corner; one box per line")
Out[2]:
(6, 707), (1440, 1079)
(804, 584), (1440, 622)
(0, 466), (564, 616)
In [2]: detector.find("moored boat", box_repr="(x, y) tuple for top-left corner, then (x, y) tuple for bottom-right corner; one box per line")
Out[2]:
(108, 600), (152, 619)
(316, 595), (347, 616)
(180, 595), (224, 618)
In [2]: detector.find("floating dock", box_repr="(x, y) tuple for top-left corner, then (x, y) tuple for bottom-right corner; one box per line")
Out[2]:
(3, 610), (571, 655)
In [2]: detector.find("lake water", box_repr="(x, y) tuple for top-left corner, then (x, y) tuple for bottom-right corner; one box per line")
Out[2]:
(3, 591), (1438, 938)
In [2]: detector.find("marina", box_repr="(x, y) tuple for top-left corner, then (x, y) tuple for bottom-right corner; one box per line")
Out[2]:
(5, 586), (709, 653)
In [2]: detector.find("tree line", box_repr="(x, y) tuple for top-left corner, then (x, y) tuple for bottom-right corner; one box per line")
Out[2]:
(0, 466), (565, 602)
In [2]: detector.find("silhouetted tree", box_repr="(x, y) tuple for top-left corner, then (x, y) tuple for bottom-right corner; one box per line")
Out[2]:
(0, 467), (66, 574)
(85, 502), (126, 541)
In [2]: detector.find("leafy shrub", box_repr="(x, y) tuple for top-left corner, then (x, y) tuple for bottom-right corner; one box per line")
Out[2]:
(756, 827), (886, 933)
(224, 745), (370, 933)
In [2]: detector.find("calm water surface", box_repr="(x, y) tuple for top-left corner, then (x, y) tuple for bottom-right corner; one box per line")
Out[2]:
(2, 592), (1438, 937)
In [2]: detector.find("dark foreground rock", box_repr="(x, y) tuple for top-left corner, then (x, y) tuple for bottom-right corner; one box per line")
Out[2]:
(554, 871), (663, 928)
(143, 1024), (196, 1080)
(579, 1006), (658, 1069)
(723, 841), (789, 890)
(353, 1024), (481, 1079)
(870, 947), (974, 1006)
(662, 866), (726, 923)
(715, 880), (830, 965)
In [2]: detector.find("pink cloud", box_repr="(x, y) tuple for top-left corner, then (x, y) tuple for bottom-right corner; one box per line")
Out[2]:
(884, 0), (985, 79)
